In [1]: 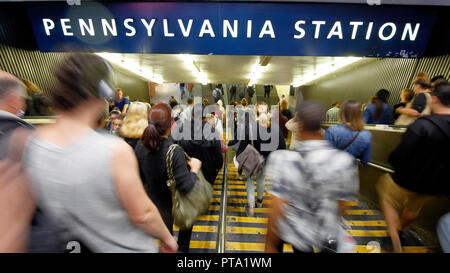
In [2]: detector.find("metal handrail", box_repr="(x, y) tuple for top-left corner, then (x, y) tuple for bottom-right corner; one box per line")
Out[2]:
(357, 159), (394, 173)
(216, 151), (228, 253)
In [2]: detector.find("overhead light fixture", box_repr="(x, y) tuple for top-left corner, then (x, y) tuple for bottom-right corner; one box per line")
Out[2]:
(248, 56), (272, 86)
(178, 54), (208, 85)
(95, 52), (164, 84)
(292, 57), (362, 87)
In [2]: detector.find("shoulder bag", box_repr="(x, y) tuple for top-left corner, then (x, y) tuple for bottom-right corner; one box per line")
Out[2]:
(166, 144), (213, 230)
(236, 124), (265, 178)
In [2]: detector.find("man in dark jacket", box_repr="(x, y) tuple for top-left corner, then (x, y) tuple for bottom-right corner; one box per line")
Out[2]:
(177, 104), (223, 185)
(0, 71), (34, 159)
(377, 82), (450, 253)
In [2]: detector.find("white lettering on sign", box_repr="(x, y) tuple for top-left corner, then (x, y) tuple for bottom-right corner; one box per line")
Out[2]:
(178, 19), (193, 37)
(349, 21), (363, 40)
(43, 18), (55, 36)
(247, 20), (252, 38)
(379, 22), (396, 41)
(326, 21), (343, 39)
(401, 23), (420, 41)
(101, 19), (117, 36)
(163, 19), (175, 37)
(199, 19), (215, 37)
(61, 18), (73, 36)
(141, 19), (156, 37)
(259, 20), (275, 38)
(40, 18), (422, 43)
(312, 20), (326, 39)
(223, 20), (238, 38)
(124, 18), (136, 37)
(79, 19), (95, 36)
(293, 20), (306, 39)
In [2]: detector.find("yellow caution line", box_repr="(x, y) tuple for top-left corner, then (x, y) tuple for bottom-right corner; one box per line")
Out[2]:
(173, 225), (218, 233)
(226, 242), (293, 252)
(218, 191), (271, 197)
(347, 230), (388, 237)
(345, 210), (379, 215)
(227, 216), (268, 223)
(225, 242), (430, 253)
(227, 198), (272, 204)
(347, 220), (386, 227)
(207, 205), (270, 213)
(355, 245), (430, 253)
(189, 240), (216, 249)
(227, 226), (267, 235)
(197, 215), (220, 221)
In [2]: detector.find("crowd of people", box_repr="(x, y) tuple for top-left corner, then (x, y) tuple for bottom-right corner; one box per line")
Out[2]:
(0, 53), (449, 254)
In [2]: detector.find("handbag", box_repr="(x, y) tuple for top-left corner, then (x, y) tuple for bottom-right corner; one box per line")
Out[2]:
(236, 125), (265, 178)
(166, 144), (213, 230)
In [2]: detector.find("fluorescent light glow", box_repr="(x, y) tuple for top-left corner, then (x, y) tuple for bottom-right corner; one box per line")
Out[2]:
(292, 57), (362, 87)
(248, 63), (269, 86)
(178, 54), (208, 85)
(95, 52), (164, 84)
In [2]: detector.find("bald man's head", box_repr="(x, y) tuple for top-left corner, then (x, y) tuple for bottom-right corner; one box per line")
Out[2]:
(0, 71), (27, 115)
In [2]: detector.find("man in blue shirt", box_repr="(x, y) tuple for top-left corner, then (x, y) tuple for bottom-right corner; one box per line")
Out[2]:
(113, 88), (129, 114)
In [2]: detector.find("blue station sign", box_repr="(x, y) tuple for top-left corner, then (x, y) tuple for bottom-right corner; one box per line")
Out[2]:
(27, 1), (437, 57)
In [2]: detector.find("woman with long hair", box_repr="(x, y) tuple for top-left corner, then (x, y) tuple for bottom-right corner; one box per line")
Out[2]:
(120, 102), (148, 149)
(363, 89), (393, 124)
(325, 100), (372, 165)
(134, 103), (202, 253)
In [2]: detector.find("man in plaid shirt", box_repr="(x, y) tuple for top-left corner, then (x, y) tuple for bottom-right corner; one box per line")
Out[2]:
(326, 102), (340, 123)
(264, 101), (359, 253)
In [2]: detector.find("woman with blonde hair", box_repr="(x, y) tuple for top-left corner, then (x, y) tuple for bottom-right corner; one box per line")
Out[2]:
(120, 102), (148, 149)
(325, 100), (372, 165)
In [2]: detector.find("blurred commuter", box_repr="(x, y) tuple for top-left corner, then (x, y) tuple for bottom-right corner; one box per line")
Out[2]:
(229, 84), (237, 102)
(275, 104), (289, 139)
(135, 103), (202, 253)
(120, 102), (148, 149)
(233, 109), (286, 216)
(202, 98), (209, 106)
(106, 110), (120, 130)
(187, 83), (194, 99)
(285, 114), (300, 150)
(238, 84), (246, 101)
(0, 71), (35, 252)
(169, 96), (178, 109)
(280, 100), (292, 120)
(325, 100), (372, 165)
(113, 88), (129, 114)
(377, 82), (450, 253)
(264, 85), (272, 98)
(179, 83), (185, 100)
(431, 75), (447, 87)
(437, 213), (450, 253)
(23, 54), (177, 253)
(212, 85), (222, 103)
(265, 101), (359, 253)
(363, 89), (393, 124)
(179, 97), (194, 123)
(247, 85), (255, 104)
(0, 72), (34, 159)
(396, 74), (432, 125)
(325, 102), (340, 123)
(110, 114), (125, 136)
(393, 89), (415, 123)
(177, 104), (223, 184)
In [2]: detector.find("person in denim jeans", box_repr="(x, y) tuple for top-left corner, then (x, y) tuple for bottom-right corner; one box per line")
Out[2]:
(325, 100), (372, 165)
